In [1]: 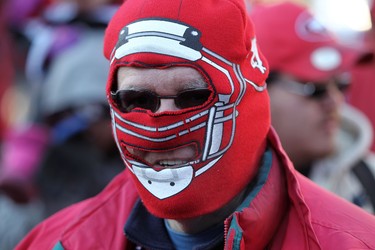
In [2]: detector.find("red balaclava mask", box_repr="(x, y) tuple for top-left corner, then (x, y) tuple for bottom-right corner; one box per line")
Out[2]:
(104, 0), (270, 219)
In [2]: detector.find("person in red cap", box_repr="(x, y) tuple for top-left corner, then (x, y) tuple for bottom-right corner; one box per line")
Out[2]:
(250, 2), (375, 214)
(17, 0), (375, 249)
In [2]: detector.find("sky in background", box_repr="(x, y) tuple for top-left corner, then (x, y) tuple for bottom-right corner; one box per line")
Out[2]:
(247, 0), (373, 45)
(311, 0), (372, 45)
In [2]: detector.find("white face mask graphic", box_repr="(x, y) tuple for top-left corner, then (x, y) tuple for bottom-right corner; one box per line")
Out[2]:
(132, 164), (194, 199)
(126, 157), (222, 199)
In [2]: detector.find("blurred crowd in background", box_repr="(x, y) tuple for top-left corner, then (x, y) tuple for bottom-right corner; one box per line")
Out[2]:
(1, 0), (375, 249)
(0, 0), (123, 249)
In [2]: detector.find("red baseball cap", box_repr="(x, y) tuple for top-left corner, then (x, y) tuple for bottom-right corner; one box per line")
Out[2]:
(250, 2), (370, 82)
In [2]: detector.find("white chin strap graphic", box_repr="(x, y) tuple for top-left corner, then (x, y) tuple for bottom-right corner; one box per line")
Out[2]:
(126, 157), (221, 199)
(132, 165), (194, 199)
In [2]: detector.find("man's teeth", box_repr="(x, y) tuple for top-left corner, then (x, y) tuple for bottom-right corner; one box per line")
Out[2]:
(158, 160), (187, 166)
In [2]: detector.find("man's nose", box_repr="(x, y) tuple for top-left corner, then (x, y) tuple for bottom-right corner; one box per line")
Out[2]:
(156, 99), (179, 113)
(321, 84), (344, 109)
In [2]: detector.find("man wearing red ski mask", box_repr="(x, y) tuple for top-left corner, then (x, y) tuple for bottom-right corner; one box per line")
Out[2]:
(17, 0), (375, 249)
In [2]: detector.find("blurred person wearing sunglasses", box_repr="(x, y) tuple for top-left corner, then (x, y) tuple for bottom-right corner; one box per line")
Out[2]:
(17, 0), (375, 249)
(251, 2), (375, 213)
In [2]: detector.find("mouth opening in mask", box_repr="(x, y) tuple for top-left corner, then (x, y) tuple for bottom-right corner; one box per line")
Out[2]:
(123, 142), (200, 170)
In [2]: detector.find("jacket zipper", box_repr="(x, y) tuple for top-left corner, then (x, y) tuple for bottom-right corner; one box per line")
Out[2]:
(223, 215), (232, 250)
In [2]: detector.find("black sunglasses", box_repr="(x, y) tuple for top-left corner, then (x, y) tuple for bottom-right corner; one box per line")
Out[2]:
(111, 88), (212, 113)
(277, 79), (350, 100)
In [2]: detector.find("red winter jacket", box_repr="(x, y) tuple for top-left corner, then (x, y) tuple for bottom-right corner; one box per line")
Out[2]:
(16, 129), (375, 249)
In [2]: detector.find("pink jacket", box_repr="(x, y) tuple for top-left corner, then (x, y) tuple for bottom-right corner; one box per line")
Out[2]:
(16, 129), (375, 249)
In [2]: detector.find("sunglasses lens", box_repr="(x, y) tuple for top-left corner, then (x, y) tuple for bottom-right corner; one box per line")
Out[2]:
(114, 90), (158, 112)
(336, 82), (350, 92)
(112, 88), (211, 113)
(309, 81), (349, 99)
(175, 89), (212, 109)
(310, 85), (326, 99)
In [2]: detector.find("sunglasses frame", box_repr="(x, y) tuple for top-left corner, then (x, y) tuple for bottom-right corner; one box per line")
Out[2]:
(111, 88), (212, 113)
(275, 79), (350, 100)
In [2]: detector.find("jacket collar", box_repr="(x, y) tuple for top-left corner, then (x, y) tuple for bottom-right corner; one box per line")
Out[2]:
(225, 128), (321, 249)
(225, 144), (289, 249)
(266, 128), (321, 249)
(124, 199), (224, 250)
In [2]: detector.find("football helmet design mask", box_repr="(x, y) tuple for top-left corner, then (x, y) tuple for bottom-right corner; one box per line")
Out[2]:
(104, 0), (270, 219)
